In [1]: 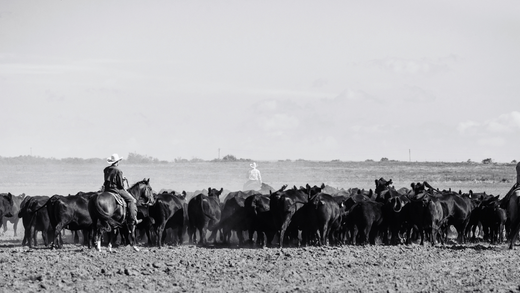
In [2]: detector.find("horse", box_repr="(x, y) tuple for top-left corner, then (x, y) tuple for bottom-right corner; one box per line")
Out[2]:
(500, 183), (520, 249)
(89, 178), (155, 252)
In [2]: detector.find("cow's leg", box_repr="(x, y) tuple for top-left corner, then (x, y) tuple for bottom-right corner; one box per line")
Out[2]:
(12, 219), (18, 237)
(156, 223), (166, 247)
(198, 226), (206, 245)
(30, 224), (37, 248)
(279, 216), (293, 248)
(54, 222), (65, 249)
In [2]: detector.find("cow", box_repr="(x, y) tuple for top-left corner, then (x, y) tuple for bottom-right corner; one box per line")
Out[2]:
(218, 190), (260, 246)
(45, 192), (96, 248)
(2, 193), (25, 236)
(406, 192), (446, 246)
(376, 185), (410, 245)
(187, 187), (223, 245)
(476, 195), (506, 244)
(135, 205), (155, 245)
(0, 193), (14, 232)
(18, 195), (54, 248)
(244, 193), (276, 247)
(348, 200), (384, 245)
(306, 192), (342, 246)
(149, 190), (188, 247)
(374, 178), (393, 197)
(269, 184), (315, 247)
(436, 191), (475, 244)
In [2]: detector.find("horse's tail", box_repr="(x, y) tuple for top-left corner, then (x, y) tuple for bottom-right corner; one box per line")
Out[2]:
(94, 193), (123, 229)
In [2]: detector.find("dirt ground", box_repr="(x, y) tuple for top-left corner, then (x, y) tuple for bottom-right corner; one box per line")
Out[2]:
(1, 229), (520, 293)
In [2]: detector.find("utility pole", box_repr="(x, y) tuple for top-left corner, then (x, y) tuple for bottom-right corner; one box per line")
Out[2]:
(409, 149), (411, 162)
(218, 148), (220, 160)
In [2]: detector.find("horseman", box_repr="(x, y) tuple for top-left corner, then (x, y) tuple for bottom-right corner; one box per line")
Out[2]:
(103, 154), (141, 225)
(243, 162), (262, 191)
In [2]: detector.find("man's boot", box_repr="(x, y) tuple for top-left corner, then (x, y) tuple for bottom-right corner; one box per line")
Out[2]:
(129, 203), (142, 225)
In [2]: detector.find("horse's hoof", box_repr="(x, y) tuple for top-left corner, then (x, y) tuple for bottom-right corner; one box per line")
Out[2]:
(132, 246), (140, 252)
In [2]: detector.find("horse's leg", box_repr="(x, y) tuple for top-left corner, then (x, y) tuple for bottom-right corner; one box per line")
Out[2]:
(107, 230), (113, 253)
(95, 229), (102, 251)
(129, 223), (139, 251)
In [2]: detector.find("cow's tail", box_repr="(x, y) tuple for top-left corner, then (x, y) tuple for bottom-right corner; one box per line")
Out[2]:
(32, 195), (57, 213)
(199, 196), (219, 228)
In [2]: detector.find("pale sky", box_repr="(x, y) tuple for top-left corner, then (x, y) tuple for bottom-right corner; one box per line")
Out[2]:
(1, 1), (519, 162)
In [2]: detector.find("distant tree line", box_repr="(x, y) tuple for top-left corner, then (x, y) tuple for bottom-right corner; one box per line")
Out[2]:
(0, 153), (516, 165)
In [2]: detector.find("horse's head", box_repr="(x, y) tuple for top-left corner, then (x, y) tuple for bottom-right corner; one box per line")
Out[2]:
(128, 178), (155, 206)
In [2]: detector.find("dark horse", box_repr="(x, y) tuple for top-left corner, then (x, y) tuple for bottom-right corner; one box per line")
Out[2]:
(500, 183), (520, 249)
(89, 178), (154, 252)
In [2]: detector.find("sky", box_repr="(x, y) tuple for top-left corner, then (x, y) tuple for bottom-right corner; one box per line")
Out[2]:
(1, 1), (519, 163)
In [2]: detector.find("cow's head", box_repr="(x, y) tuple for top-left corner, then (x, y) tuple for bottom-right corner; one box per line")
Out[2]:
(375, 178), (393, 195)
(0, 193), (14, 218)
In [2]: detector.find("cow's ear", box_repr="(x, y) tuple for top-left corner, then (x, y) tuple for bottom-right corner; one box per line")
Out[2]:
(388, 179), (393, 185)
(321, 183), (325, 189)
(219, 188), (223, 194)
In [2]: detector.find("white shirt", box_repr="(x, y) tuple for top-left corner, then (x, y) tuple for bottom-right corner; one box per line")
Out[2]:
(247, 168), (262, 182)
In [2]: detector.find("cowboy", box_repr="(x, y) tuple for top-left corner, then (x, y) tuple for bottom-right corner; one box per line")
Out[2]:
(103, 154), (141, 225)
(243, 162), (262, 191)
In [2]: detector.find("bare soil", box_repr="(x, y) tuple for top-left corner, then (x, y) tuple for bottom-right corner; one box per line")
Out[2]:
(1, 230), (520, 293)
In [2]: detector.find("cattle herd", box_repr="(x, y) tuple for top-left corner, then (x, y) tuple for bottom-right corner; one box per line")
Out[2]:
(1, 178), (520, 251)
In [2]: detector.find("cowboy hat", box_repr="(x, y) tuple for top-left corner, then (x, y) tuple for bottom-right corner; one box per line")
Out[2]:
(250, 162), (257, 168)
(107, 153), (123, 165)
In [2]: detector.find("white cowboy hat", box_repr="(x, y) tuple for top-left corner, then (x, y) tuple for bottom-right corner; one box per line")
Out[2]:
(250, 162), (257, 168)
(107, 153), (123, 165)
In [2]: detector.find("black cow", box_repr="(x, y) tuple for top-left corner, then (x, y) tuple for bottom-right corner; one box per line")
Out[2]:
(2, 193), (24, 236)
(244, 193), (276, 247)
(374, 178), (393, 197)
(45, 192), (95, 248)
(149, 190), (188, 247)
(218, 190), (260, 246)
(436, 191), (474, 244)
(406, 192), (446, 246)
(348, 200), (384, 245)
(18, 195), (54, 248)
(187, 187), (223, 245)
(269, 184), (314, 247)
(307, 192), (342, 246)
(0, 193), (14, 232)
(135, 205), (155, 245)
(377, 185), (410, 245)
(476, 195), (506, 244)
